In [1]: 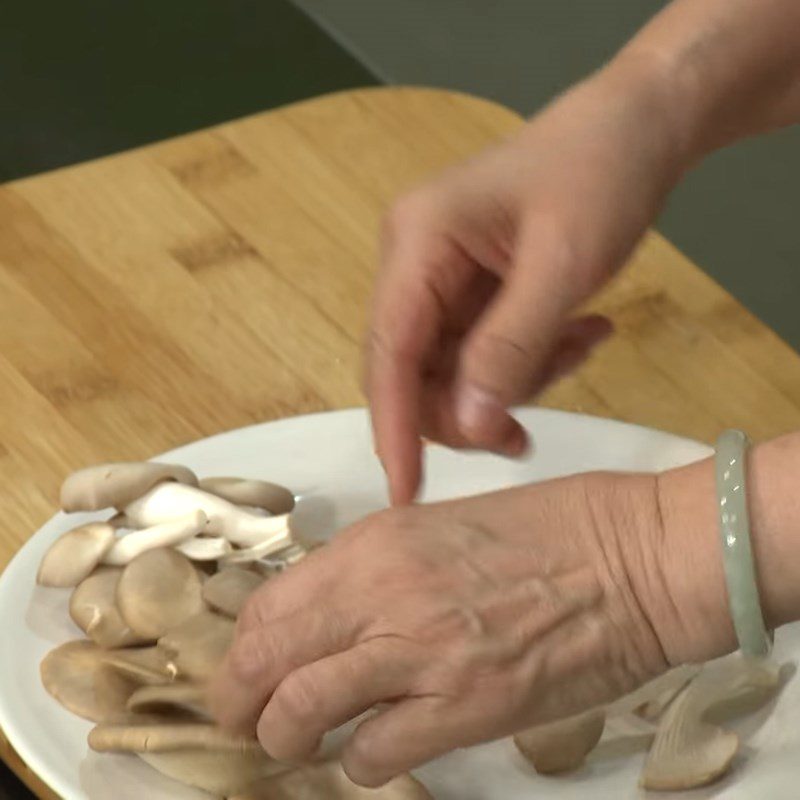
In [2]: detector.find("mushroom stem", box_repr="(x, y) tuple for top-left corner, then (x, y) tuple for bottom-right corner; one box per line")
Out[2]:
(124, 483), (291, 548)
(198, 477), (295, 516)
(102, 510), (209, 566)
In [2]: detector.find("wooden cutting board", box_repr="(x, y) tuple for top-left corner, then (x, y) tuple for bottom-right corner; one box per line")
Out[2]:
(2, 86), (800, 798)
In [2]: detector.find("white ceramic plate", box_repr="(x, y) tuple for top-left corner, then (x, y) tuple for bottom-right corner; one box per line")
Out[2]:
(1, 408), (798, 799)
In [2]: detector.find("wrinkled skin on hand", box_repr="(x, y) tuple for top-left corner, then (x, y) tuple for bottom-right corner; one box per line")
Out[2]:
(209, 473), (677, 787)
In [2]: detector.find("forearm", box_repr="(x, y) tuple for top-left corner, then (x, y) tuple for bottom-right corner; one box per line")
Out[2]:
(614, 0), (800, 160)
(654, 432), (800, 666)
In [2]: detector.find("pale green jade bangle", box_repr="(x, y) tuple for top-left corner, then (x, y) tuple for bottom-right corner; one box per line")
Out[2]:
(715, 430), (773, 657)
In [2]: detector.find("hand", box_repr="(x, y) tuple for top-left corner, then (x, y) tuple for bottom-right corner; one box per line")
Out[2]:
(209, 471), (728, 787)
(367, 58), (688, 503)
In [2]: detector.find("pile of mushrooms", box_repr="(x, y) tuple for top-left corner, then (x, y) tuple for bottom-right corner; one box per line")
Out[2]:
(514, 654), (782, 790)
(37, 462), (432, 800)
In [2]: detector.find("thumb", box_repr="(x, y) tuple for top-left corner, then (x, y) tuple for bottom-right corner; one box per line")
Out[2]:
(455, 247), (576, 449)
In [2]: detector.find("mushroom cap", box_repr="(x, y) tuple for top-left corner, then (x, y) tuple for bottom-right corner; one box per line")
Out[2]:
(116, 548), (204, 639)
(158, 610), (235, 681)
(641, 653), (780, 791)
(69, 567), (152, 649)
(201, 567), (264, 618)
(232, 761), (434, 799)
(514, 708), (605, 774)
(126, 682), (209, 718)
(198, 477), (296, 516)
(37, 523), (116, 588)
(140, 749), (288, 796)
(61, 462), (198, 512)
(40, 640), (138, 722)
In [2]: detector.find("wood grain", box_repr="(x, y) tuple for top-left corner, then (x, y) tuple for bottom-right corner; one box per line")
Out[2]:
(2, 87), (800, 797)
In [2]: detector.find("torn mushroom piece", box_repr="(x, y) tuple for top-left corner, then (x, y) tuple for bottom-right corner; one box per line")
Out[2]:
(201, 567), (263, 618)
(198, 477), (296, 516)
(40, 640), (138, 723)
(37, 522), (115, 588)
(157, 610), (235, 682)
(232, 761), (434, 800)
(124, 482), (292, 550)
(101, 510), (209, 566)
(116, 548), (204, 640)
(61, 462), (198, 512)
(514, 708), (606, 774)
(103, 646), (178, 685)
(70, 567), (151, 649)
(89, 721), (286, 796)
(641, 653), (780, 791)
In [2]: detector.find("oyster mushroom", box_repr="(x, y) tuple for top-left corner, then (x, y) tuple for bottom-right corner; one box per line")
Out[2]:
(69, 567), (151, 648)
(514, 708), (605, 774)
(102, 510), (209, 566)
(37, 522), (116, 587)
(88, 721), (284, 795)
(641, 653), (780, 791)
(201, 567), (264, 618)
(126, 682), (209, 718)
(635, 665), (700, 721)
(158, 610), (235, 681)
(221, 538), (299, 567)
(116, 548), (204, 639)
(232, 761), (433, 799)
(40, 640), (138, 722)
(124, 482), (292, 549)
(198, 477), (295, 516)
(103, 646), (178, 685)
(61, 462), (198, 512)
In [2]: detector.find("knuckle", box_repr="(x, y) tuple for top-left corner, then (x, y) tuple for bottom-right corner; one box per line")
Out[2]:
(274, 670), (322, 725)
(236, 593), (265, 632)
(228, 631), (272, 683)
(383, 190), (432, 236)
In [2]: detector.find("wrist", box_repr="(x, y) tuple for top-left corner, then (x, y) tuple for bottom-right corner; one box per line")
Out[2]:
(652, 434), (800, 666)
(592, 469), (732, 668)
(597, 48), (699, 174)
(654, 460), (737, 665)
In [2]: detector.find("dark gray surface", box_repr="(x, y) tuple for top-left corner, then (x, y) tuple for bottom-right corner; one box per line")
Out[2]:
(292, 0), (800, 347)
(0, 0), (377, 182)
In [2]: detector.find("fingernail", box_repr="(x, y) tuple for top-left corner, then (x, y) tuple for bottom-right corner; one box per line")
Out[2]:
(456, 383), (503, 438)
